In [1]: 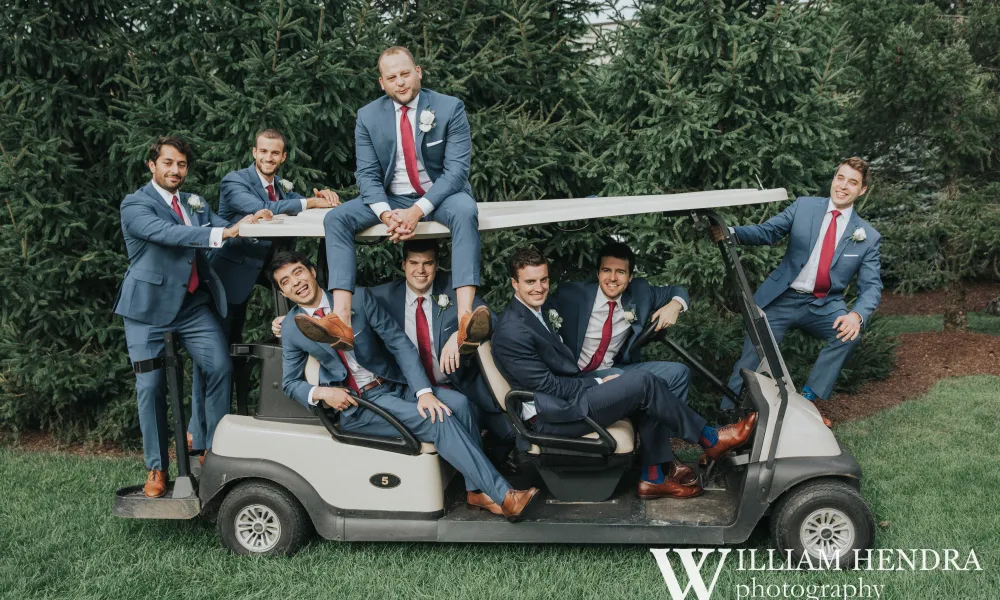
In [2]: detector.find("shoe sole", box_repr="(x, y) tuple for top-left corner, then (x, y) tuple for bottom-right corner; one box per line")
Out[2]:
(467, 502), (503, 516)
(295, 316), (337, 343)
(637, 487), (705, 500)
(464, 307), (493, 343)
(504, 489), (540, 523)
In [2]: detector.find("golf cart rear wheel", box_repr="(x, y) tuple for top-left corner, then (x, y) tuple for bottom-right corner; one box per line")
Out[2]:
(218, 481), (312, 556)
(770, 479), (874, 569)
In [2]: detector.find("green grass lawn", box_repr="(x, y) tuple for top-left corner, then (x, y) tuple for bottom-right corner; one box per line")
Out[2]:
(3, 377), (999, 600)
(879, 311), (1000, 337)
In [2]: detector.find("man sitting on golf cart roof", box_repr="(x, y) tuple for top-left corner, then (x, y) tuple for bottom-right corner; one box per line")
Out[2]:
(269, 250), (538, 522)
(491, 247), (759, 500)
(543, 240), (692, 404)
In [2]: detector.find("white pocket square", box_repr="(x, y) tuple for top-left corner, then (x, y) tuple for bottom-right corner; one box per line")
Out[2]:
(200, 223), (211, 227)
(844, 254), (859, 257)
(426, 140), (444, 147)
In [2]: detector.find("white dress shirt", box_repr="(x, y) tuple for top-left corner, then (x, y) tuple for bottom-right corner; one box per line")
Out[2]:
(150, 180), (224, 248)
(305, 297), (379, 406)
(790, 200), (853, 293)
(369, 93), (436, 220)
(403, 286), (448, 386)
(577, 289), (688, 370)
(256, 167), (308, 212)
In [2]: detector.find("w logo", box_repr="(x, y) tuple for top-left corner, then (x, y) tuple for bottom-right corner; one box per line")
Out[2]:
(650, 549), (731, 600)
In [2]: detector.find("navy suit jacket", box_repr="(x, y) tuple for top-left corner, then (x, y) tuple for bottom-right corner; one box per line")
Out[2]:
(355, 88), (474, 208)
(370, 276), (494, 408)
(281, 289), (432, 410)
(733, 196), (882, 322)
(544, 278), (690, 366)
(114, 183), (232, 326)
(491, 297), (600, 423)
(211, 164), (305, 304)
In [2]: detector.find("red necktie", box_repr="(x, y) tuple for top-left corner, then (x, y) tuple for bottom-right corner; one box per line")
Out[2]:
(266, 183), (277, 202)
(170, 195), (199, 293)
(315, 308), (361, 396)
(399, 106), (426, 195)
(415, 297), (437, 384)
(813, 209), (842, 298)
(582, 300), (616, 373)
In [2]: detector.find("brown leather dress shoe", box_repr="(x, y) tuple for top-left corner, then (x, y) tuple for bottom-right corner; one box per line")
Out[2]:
(500, 487), (540, 522)
(186, 432), (193, 452)
(457, 306), (492, 354)
(700, 412), (758, 462)
(294, 312), (354, 350)
(815, 405), (833, 428)
(637, 478), (704, 499)
(143, 469), (168, 498)
(667, 461), (698, 487)
(466, 491), (503, 516)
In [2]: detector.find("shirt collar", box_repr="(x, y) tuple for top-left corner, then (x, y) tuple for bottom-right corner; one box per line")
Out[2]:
(592, 286), (622, 310)
(826, 198), (854, 220)
(303, 294), (331, 318)
(514, 294), (544, 318)
(255, 166), (276, 190)
(392, 93), (421, 114)
(150, 179), (178, 205)
(405, 284), (431, 307)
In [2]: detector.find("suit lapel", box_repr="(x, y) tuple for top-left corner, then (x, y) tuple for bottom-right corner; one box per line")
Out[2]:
(431, 278), (450, 354)
(143, 183), (184, 225)
(246, 165), (272, 204)
(619, 287), (642, 355)
(808, 200), (825, 250)
(575, 283), (598, 358)
(414, 91), (430, 166)
(383, 98), (397, 181)
(830, 210), (861, 269)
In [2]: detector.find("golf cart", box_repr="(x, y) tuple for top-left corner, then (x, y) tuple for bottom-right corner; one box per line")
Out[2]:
(113, 189), (875, 564)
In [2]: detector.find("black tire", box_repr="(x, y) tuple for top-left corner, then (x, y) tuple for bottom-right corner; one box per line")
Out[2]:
(217, 481), (313, 556)
(770, 479), (875, 569)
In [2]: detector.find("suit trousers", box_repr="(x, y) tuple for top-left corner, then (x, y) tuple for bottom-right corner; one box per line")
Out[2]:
(341, 383), (510, 504)
(123, 289), (232, 470)
(722, 288), (861, 409)
(592, 361), (691, 404)
(189, 300), (245, 450)
(534, 370), (707, 466)
(323, 194), (480, 293)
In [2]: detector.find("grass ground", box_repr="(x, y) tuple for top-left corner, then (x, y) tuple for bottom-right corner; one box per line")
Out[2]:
(878, 311), (1000, 337)
(2, 376), (999, 599)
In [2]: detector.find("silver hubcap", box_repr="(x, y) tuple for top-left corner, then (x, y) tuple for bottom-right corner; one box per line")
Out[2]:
(800, 508), (856, 561)
(234, 504), (281, 552)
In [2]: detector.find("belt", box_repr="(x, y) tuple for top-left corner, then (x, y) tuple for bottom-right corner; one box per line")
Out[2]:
(358, 376), (386, 395)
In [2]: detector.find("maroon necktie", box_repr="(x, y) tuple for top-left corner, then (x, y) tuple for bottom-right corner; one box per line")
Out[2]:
(399, 106), (426, 195)
(582, 300), (616, 373)
(315, 308), (361, 396)
(415, 297), (437, 384)
(813, 209), (842, 298)
(170, 195), (199, 293)
(266, 183), (277, 202)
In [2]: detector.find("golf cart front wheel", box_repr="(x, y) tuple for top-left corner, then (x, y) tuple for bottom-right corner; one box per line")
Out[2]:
(218, 481), (313, 556)
(771, 479), (875, 569)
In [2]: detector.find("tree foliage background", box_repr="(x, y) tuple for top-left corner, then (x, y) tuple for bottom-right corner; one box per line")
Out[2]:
(1, 0), (995, 443)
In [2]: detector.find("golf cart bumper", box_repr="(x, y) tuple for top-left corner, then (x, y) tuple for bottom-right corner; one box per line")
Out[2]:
(765, 441), (863, 503)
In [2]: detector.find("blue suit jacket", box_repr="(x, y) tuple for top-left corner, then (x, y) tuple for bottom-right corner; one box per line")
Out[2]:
(354, 88), (474, 208)
(210, 165), (305, 304)
(733, 196), (883, 322)
(114, 183), (232, 326)
(544, 279), (690, 366)
(281, 289), (433, 410)
(370, 276), (494, 408)
(491, 297), (600, 423)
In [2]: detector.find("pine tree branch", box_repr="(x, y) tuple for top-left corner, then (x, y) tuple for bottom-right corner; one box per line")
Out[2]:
(273, 0), (285, 72)
(317, 6), (324, 43)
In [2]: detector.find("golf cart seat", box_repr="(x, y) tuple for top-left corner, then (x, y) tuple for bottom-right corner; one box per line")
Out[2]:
(476, 342), (634, 501)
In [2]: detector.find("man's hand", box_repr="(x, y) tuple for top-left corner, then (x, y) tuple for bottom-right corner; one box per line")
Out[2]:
(223, 213), (259, 239)
(314, 387), (358, 411)
(416, 393), (452, 423)
(307, 189), (340, 209)
(380, 210), (404, 237)
(271, 316), (284, 338)
(650, 299), (684, 332)
(440, 332), (462, 375)
(388, 206), (424, 242)
(253, 208), (273, 220)
(601, 374), (621, 383)
(833, 311), (863, 342)
(708, 224), (726, 243)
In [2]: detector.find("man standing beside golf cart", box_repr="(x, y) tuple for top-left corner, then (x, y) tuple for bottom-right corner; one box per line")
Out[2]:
(711, 157), (882, 425)
(295, 46), (492, 356)
(492, 247), (759, 500)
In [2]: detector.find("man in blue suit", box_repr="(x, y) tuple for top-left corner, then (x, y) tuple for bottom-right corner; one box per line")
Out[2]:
(491, 247), (759, 500)
(712, 157), (882, 422)
(271, 250), (538, 521)
(297, 46), (491, 357)
(114, 136), (266, 498)
(544, 241), (692, 402)
(189, 129), (339, 451)
(370, 239), (516, 468)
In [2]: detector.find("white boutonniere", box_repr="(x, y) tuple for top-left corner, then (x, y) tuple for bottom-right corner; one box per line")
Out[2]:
(187, 194), (205, 213)
(850, 227), (866, 243)
(547, 309), (563, 331)
(279, 179), (294, 193)
(435, 294), (452, 318)
(418, 109), (436, 133)
(622, 305), (638, 324)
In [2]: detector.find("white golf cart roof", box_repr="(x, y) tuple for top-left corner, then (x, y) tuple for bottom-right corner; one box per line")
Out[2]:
(239, 188), (788, 239)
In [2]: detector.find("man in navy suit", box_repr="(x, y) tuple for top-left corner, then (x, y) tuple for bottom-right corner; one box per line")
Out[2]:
(114, 136), (266, 498)
(296, 46), (491, 357)
(712, 157), (882, 422)
(189, 129), (339, 451)
(370, 239), (516, 468)
(491, 248), (759, 500)
(544, 241), (692, 403)
(271, 250), (537, 521)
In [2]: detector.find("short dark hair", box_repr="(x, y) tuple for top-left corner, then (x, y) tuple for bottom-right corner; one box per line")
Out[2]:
(267, 250), (315, 285)
(509, 247), (548, 280)
(147, 136), (193, 164)
(836, 156), (870, 188)
(597, 241), (636, 276)
(402, 239), (439, 261)
(255, 128), (288, 153)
